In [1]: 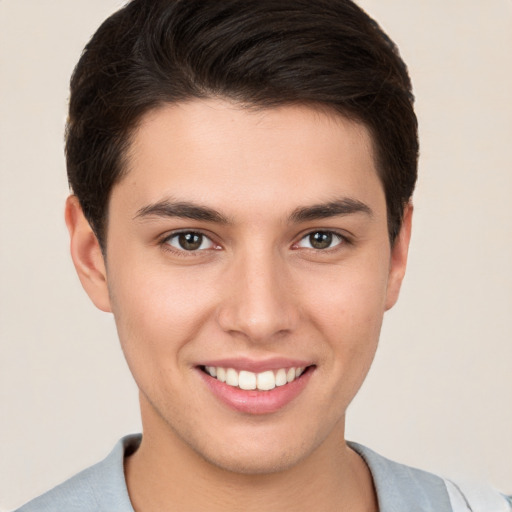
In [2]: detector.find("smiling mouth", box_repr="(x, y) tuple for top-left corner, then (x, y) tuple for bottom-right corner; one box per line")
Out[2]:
(200, 365), (312, 391)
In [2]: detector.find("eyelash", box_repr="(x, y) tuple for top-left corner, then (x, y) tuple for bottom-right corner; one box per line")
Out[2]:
(293, 230), (349, 251)
(159, 229), (351, 255)
(160, 230), (219, 256)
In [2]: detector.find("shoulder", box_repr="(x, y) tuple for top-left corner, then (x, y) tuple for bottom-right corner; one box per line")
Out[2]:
(444, 479), (512, 512)
(13, 435), (140, 512)
(349, 442), (511, 512)
(14, 464), (105, 512)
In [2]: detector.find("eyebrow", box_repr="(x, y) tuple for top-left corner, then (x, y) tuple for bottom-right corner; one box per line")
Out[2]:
(134, 197), (372, 224)
(134, 200), (229, 224)
(289, 198), (373, 223)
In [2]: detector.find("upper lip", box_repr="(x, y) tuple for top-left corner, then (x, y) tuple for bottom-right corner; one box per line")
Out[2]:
(196, 357), (314, 373)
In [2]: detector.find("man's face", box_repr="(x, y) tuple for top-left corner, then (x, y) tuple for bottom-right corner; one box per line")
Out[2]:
(94, 99), (409, 473)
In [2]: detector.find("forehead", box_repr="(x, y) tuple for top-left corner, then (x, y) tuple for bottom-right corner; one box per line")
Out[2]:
(117, 99), (384, 218)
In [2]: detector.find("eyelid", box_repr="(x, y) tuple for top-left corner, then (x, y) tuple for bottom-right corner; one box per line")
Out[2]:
(160, 229), (220, 253)
(157, 228), (351, 254)
(293, 229), (350, 250)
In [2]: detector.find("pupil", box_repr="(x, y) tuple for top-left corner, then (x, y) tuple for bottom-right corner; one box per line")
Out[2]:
(179, 233), (202, 250)
(310, 232), (332, 249)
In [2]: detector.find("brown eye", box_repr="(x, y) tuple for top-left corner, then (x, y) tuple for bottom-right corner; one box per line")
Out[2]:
(309, 232), (333, 249)
(166, 232), (214, 251)
(179, 233), (203, 250)
(296, 231), (344, 250)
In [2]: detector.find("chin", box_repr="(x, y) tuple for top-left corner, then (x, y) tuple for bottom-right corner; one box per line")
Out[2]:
(184, 422), (330, 476)
(198, 443), (308, 475)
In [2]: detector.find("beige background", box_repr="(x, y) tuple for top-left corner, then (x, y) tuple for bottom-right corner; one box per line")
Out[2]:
(0, 0), (511, 509)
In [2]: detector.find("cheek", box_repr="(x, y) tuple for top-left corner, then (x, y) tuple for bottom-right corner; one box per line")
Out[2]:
(299, 257), (389, 381)
(107, 261), (218, 361)
(303, 258), (389, 333)
(311, 278), (385, 412)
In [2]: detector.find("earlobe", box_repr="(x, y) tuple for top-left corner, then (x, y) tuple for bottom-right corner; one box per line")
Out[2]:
(385, 203), (413, 311)
(65, 195), (112, 313)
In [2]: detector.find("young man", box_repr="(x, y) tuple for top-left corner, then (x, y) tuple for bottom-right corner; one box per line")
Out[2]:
(14, 1), (511, 511)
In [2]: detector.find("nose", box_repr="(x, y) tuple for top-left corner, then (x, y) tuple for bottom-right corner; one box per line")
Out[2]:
(216, 249), (299, 343)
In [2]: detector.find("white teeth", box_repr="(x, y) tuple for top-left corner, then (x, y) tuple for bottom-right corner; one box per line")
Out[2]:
(238, 370), (257, 390)
(216, 367), (226, 383)
(275, 368), (287, 387)
(206, 366), (217, 377)
(257, 370), (276, 391)
(205, 365), (308, 391)
(226, 368), (239, 387)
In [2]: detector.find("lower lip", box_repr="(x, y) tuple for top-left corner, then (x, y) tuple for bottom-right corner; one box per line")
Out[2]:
(198, 368), (314, 415)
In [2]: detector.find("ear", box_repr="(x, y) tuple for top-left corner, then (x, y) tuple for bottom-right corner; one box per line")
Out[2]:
(65, 195), (112, 312)
(385, 203), (413, 311)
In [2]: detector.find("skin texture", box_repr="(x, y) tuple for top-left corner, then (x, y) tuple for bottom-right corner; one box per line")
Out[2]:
(66, 99), (412, 511)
